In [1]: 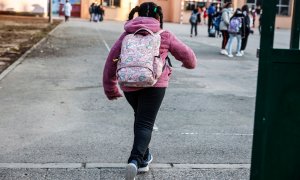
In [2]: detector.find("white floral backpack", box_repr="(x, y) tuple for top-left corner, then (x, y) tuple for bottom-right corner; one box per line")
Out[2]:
(116, 28), (165, 87)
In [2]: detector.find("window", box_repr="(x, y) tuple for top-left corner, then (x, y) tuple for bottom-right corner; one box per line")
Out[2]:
(102, 0), (120, 7)
(247, 0), (262, 15)
(276, 0), (290, 16)
(248, 0), (290, 16)
(184, 1), (205, 11)
(247, 0), (262, 6)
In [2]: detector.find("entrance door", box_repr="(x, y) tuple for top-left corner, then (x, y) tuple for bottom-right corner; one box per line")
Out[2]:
(250, 0), (300, 179)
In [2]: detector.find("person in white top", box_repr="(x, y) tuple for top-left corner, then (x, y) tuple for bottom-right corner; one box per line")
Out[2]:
(62, 0), (72, 22)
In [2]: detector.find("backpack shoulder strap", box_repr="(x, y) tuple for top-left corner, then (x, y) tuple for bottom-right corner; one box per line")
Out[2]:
(133, 28), (154, 36)
(156, 29), (165, 35)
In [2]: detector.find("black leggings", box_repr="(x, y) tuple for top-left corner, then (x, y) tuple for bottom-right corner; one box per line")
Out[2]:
(241, 33), (249, 51)
(65, 16), (69, 22)
(221, 30), (229, 49)
(208, 14), (213, 32)
(190, 22), (198, 36)
(124, 87), (166, 165)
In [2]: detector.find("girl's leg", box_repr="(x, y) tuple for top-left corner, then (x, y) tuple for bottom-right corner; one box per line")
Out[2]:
(195, 23), (198, 36)
(241, 33), (249, 51)
(221, 30), (229, 49)
(190, 23), (193, 36)
(124, 87), (166, 166)
(227, 34), (234, 56)
(236, 35), (242, 54)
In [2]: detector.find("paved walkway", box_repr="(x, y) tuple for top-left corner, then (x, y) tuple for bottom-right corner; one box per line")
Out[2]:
(0, 18), (290, 179)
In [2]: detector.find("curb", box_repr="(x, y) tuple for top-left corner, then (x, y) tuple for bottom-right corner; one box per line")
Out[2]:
(0, 21), (63, 81)
(0, 163), (251, 169)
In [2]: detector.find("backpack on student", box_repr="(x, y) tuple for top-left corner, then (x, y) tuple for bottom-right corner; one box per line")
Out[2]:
(228, 17), (242, 33)
(208, 27), (216, 37)
(213, 15), (222, 31)
(189, 12), (198, 23)
(116, 28), (165, 87)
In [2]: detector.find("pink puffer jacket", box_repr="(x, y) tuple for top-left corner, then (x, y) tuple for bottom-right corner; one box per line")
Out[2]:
(103, 17), (197, 100)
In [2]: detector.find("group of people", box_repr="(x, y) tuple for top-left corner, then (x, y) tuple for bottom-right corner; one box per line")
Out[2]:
(189, 2), (257, 57)
(190, 2), (255, 58)
(89, 3), (105, 22)
(219, 3), (253, 57)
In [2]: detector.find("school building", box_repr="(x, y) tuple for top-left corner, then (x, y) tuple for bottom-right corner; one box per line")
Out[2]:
(0, 0), (294, 29)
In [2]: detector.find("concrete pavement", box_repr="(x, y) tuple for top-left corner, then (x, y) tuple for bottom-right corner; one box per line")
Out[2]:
(0, 19), (291, 179)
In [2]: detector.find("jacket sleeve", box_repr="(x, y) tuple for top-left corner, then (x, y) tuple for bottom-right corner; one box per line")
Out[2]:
(102, 32), (127, 99)
(222, 11), (230, 26)
(168, 32), (197, 69)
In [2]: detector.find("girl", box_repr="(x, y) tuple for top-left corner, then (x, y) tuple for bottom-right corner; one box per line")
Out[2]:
(227, 8), (245, 57)
(102, 2), (197, 180)
(219, 2), (233, 55)
(241, 5), (251, 55)
(190, 9), (200, 37)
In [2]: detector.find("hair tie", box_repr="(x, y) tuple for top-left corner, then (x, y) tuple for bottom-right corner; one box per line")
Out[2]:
(154, 7), (157, 13)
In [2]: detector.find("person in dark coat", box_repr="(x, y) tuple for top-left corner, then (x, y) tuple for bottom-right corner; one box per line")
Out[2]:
(241, 5), (251, 55)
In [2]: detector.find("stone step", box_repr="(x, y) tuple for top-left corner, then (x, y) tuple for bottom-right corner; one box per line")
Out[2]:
(0, 57), (11, 62)
(0, 61), (7, 66)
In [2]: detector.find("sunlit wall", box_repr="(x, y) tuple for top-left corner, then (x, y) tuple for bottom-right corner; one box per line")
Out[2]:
(0, 0), (48, 16)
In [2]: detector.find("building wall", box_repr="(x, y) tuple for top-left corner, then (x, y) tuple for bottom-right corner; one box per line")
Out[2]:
(0, 0), (48, 16)
(81, 0), (94, 19)
(138, 0), (172, 22)
(81, 0), (135, 21)
(0, 0), (294, 29)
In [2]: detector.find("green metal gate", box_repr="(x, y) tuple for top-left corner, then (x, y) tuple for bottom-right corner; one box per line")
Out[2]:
(250, 0), (300, 179)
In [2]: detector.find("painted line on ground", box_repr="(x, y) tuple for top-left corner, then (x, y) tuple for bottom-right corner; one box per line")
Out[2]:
(0, 163), (81, 169)
(180, 133), (253, 136)
(102, 40), (111, 52)
(0, 163), (250, 169)
(153, 123), (159, 131)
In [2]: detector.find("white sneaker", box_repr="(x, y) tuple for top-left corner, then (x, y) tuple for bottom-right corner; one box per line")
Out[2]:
(236, 52), (243, 57)
(228, 54), (233, 58)
(125, 161), (138, 180)
(220, 49), (228, 55)
(240, 51), (244, 55)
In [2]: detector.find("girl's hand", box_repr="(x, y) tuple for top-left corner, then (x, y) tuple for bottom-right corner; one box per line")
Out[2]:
(108, 93), (123, 100)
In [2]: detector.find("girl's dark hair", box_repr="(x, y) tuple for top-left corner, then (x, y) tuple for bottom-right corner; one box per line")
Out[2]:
(242, 5), (249, 14)
(223, 2), (232, 9)
(230, 8), (243, 20)
(128, 2), (164, 29)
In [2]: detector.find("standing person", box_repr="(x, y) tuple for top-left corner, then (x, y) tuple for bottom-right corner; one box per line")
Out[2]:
(89, 3), (95, 22)
(207, 3), (216, 32)
(251, 5), (256, 28)
(189, 9), (200, 37)
(197, 6), (202, 24)
(99, 5), (105, 21)
(241, 5), (251, 55)
(219, 2), (233, 55)
(259, 12), (262, 35)
(213, 7), (223, 38)
(62, 0), (72, 22)
(102, 2), (197, 180)
(227, 8), (245, 57)
(94, 3), (100, 22)
(203, 7), (208, 24)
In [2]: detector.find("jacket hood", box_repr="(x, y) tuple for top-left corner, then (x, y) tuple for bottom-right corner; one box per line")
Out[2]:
(124, 16), (161, 34)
